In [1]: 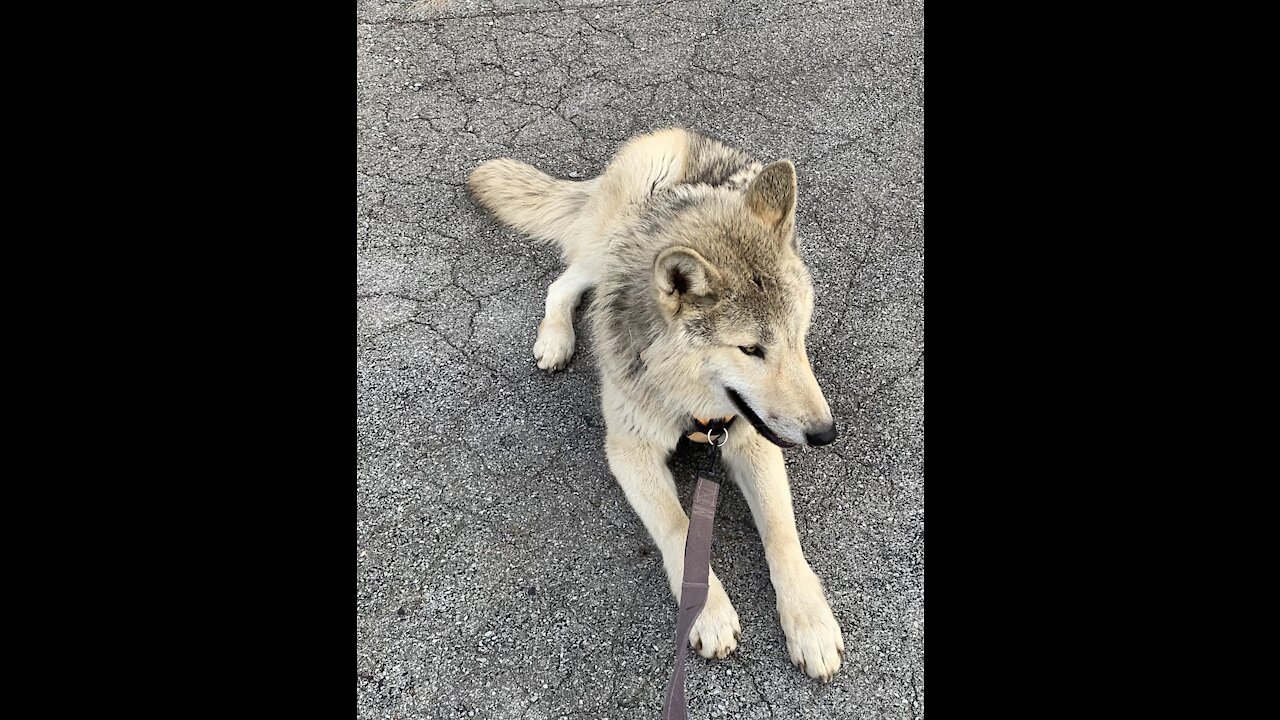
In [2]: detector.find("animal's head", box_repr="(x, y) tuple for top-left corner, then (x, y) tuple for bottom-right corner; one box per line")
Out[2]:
(650, 160), (836, 448)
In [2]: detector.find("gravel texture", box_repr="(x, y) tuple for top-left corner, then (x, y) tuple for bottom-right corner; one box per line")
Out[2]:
(357, 0), (923, 717)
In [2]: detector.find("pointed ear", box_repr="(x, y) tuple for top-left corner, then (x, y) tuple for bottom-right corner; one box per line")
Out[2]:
(654, 246), (721, 313)
(745, 159), (797, 232)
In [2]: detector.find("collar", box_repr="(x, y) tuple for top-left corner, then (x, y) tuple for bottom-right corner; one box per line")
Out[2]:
(686, 415), (735, 444)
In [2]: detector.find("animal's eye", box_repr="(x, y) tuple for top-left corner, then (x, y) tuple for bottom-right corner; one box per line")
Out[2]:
(739, 345), (764, 358)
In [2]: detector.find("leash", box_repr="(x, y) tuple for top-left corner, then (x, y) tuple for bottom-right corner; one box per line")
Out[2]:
(662, 416), (733, 720)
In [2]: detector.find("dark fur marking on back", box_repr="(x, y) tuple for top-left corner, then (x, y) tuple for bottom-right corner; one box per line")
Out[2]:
(684, 133), (758, 188)
(666, 193), (698, 213)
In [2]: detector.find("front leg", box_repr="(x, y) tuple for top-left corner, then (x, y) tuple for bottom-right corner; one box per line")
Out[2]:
(604, 428), (741, 659)
(724, 427), (844, 682)
(533, 262), (595, 371)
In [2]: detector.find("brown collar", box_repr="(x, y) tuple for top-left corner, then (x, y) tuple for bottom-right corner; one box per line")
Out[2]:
(685, 415), (735, 444)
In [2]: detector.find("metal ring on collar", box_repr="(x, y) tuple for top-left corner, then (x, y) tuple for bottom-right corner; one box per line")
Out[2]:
(706, 427), (729, 447)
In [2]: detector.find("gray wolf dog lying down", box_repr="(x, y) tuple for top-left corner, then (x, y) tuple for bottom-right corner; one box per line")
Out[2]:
(467, 128), (844, 682)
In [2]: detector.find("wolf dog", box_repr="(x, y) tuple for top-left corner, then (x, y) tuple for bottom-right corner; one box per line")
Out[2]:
(467, 128), (844, 682)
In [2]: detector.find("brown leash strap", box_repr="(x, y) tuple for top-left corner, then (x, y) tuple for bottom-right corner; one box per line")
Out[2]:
(662, 472), (720, 720)
(663, 419), (731, 720)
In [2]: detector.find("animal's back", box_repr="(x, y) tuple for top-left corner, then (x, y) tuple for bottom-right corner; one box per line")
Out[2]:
(467, 129), (764, 258)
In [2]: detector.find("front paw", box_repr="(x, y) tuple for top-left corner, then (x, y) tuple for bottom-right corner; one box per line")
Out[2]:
(532, 318), (575, 371)
(777, 573), (844, 682)
(689, 583), (741, 660)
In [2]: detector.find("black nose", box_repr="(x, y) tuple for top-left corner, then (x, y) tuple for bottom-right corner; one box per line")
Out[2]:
(805, 423), (838, 446)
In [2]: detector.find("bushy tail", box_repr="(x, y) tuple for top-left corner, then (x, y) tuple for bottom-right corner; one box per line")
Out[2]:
(466, 158), (594, 251)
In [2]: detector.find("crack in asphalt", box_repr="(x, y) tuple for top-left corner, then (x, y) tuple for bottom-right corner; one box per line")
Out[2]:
(364, 0), (683, 26)
(856, 349), (924, 413)
(733, 654), (780, 719)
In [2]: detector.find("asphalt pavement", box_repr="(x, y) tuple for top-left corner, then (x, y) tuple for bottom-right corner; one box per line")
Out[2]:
(357, 1), (923, 717)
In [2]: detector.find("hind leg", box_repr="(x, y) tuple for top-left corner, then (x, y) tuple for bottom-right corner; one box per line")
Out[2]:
(533, 262), (596, 371)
